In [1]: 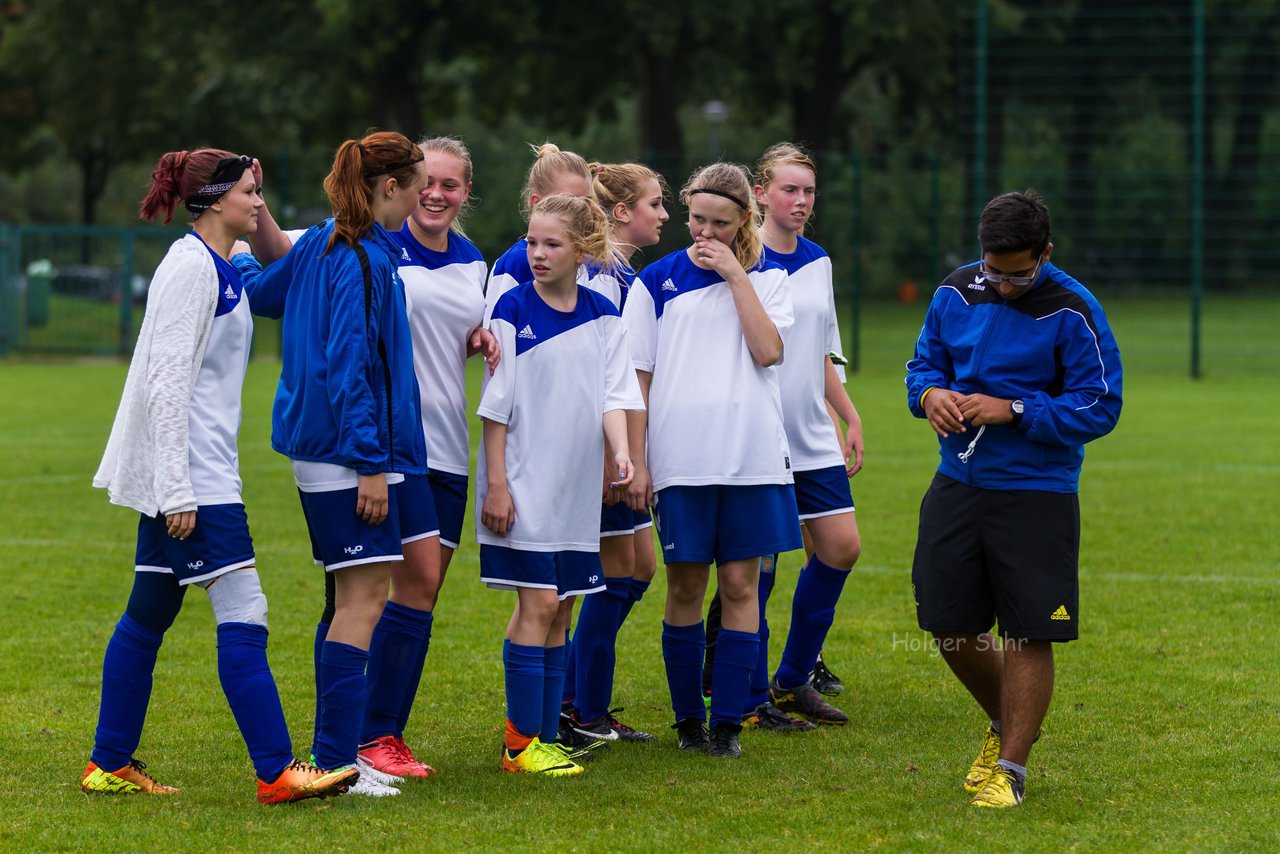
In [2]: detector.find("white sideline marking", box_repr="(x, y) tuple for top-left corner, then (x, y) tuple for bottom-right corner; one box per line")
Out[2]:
(851, 563), (1280, 587)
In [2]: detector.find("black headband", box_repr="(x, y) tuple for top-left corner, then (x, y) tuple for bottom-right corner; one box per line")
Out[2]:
(363, 153), (424, 179)
(185, 155), (254, 216)
(688, 188), (748, 210)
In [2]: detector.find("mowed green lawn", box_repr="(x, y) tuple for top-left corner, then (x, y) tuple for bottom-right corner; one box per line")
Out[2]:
(1, 296), (1276, 851)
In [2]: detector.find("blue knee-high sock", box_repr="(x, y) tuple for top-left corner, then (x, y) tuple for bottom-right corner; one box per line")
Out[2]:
(562, 635), (577, 707)
(775, 555), (851, 690)
(710, 628), (759, 729)
(574, 577), (631, 723)
(361, 601), (433, 743)
(662, 621), (706, 723)
(619, 577), (649, 624)
(504, 640), (544, 740)
(216, 623), (293, 781)
(395, 609), (433, 737)
(91, 614), (164, 771)
(310, 621), (329, 759)
(744, 561), (776, 713)
(542, 644), (567, 742)
(314, 641), (369, 770)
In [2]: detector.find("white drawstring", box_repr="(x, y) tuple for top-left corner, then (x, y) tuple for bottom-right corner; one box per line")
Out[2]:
(957, 425), (986, 464)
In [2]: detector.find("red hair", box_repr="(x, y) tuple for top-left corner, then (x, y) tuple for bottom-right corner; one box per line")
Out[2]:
(138, 149), (237, 224)
(322, 130), (423, 252)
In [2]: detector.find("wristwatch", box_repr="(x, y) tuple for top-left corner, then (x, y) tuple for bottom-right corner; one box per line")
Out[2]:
(1010, 399), (1025, 426)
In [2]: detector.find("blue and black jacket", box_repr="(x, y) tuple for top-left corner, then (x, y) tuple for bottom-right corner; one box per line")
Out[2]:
(236, 219), (428, 476)
(905, 261), (1122, 493)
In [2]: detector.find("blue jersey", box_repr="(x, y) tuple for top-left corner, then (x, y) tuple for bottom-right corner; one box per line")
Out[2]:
(905, 261), (1123, 492)
(240, 220), (428, 476)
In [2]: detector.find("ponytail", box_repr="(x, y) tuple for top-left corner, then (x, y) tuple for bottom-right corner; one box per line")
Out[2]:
(139, 148), (238, 224)
(323, 130), (423, 253)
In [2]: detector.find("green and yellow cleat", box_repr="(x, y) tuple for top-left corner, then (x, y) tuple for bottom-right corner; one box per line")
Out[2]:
(500, 737), (584, 777)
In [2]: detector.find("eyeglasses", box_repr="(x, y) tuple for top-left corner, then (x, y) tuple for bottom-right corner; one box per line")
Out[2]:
(979, 255), (1044, 288)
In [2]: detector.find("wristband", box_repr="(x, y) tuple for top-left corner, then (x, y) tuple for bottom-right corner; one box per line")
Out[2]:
(920, 386), (937, 407)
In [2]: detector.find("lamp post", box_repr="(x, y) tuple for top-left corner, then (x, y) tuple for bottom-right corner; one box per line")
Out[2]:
(703, 100), (728, 160)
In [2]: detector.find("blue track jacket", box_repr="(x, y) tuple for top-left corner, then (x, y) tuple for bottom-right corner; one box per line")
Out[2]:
(236, 220), (428, 476)
(905, 261), (1122, 492)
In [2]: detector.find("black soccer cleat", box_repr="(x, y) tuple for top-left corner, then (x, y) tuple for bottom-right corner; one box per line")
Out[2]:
(672, 718), (710, 752)
(811, 652), (845, 697)
(706, 723), (743, 758)
(769, 674), (849, 726)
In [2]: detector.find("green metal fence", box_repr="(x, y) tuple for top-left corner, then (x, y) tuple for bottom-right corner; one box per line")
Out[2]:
(0, 224), (186, 356)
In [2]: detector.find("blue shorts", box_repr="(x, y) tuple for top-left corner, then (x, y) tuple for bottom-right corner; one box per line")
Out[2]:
(793, 465), (856, 520)
(600, 502), (655, 538)
(652, 484), (803, 566)
(398, 473), (441, 545)
(428, 469), (468, 549)
(297, 483), (404, 572)
(134, 503), (255, 586)
(479, 545), (605, 599)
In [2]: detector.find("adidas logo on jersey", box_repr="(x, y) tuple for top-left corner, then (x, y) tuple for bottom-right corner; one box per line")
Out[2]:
(968, 276), (986, 291)
(343, 545), (365, 556)
(1050, 605), (1072, 621)
(402, 248), (411, 261)
(224, 283), (238, 300)
(517, 325), (537, 340)
(661, 280), (678, 292)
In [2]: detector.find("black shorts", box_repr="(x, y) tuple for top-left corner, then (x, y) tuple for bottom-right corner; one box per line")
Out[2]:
(911, 473), (1080, 642)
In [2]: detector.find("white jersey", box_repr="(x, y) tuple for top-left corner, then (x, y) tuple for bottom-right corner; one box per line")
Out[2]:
(396, 226), (488, 476)
(476, 282), (644, 552)
(188, 237), (253, 505)
(765, 238), (847, 471)
(483, 238), (597, 322)
(622, 249), (795, 491)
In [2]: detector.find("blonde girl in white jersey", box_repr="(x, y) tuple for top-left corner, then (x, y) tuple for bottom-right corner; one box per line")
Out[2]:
(562, 163), (669, 744)
(748, 143), (863, 728)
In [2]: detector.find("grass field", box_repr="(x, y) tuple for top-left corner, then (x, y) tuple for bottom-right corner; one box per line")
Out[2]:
(2, 296), (1277, 851)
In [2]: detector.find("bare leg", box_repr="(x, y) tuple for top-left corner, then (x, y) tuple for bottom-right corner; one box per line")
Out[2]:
(933, 632), (1003, 722)
(998, 639), (1053, 765)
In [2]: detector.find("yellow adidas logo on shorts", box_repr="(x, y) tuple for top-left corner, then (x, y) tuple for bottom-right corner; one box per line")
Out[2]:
(1050, 605), (1071, 621)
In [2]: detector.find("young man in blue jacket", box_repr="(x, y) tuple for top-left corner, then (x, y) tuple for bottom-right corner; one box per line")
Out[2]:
(905, 190), (1122, 809)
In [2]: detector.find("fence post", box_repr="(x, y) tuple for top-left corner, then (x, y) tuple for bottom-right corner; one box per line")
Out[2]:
(848, 149), (862, 373)
(1190, 0), (1205, 380)
(0, 224), (17, 355)
(929, 149), (941, 288)
(120, 229), (136, 356)
(972, 0), (989, 222)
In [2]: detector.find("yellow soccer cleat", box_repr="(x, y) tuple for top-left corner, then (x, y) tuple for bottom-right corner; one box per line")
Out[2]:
(257, 759), (359, 804)
(971, 765), (1025, 809)
(81, 759), (180, 795)
(500, 737), (584, 777)
(963, 726), (1002, 793)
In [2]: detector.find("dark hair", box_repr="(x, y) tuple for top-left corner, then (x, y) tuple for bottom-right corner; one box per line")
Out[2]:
(139, 148), (238, 224)
(322, 130), (424, 252)
(979, 190), (1051, 256)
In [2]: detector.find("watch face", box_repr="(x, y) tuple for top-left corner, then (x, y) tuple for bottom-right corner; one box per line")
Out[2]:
(1012, 400), (1025, 414)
